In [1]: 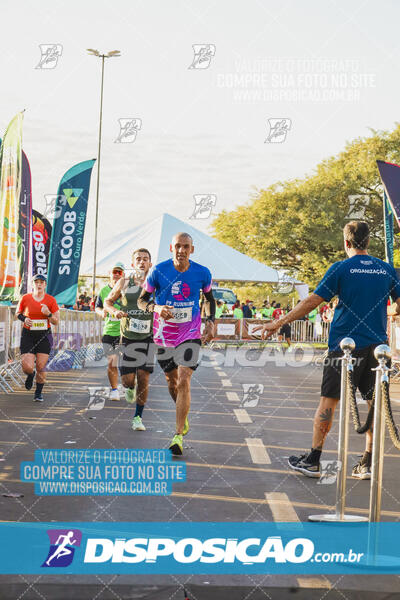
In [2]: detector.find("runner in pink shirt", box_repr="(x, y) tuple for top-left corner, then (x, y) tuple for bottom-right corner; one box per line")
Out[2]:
(138, 232), (215, 455)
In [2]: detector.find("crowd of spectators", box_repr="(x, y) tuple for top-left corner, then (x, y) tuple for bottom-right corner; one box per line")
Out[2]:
(59, 293), (97, 311)
(65, 292), (338, 322)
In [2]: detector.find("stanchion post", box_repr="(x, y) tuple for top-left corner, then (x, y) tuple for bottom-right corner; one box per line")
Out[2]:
(369, 344), (391, 523)
(335, 337), (354, 519)
(309, 337), (367, 522)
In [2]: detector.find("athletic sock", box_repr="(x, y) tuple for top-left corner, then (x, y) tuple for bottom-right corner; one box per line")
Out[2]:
(35, 383), (44, 398)
(135, 404), (144, 418)
(361, 450), (372, 466)
(25, 371), (35, 390)
(308, 448), (322, 464)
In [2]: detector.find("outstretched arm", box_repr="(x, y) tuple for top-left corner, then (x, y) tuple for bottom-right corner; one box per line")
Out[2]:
(254, 294), (324, 339)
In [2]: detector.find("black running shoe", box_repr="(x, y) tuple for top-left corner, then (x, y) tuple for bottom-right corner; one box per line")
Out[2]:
(351, 458), (371, 480)
(33, 394), (44, 403)
(25, 370), (35, 391)
(288, 453), (320, 478)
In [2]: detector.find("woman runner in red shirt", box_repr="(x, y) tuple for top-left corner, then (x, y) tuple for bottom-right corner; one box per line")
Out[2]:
(16, 274), (59, 401)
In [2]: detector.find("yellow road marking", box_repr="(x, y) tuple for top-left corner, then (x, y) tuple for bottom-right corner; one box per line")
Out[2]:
(185, 461), (292, 474)
(217, 371), (227, 377)
(226, 391), (240, 402)
(170, 491), (400, 517)
(0, 419), (56, 425)
(221, 379), (232, 387)
(234, 409), (252, 424)
(182, 438), (399, 458)
(0, 441), (27, 445)
(121, 407), (314, 421)
(245, 438), (271, 464)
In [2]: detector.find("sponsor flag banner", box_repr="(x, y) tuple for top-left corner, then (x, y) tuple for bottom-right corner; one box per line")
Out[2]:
(377, 159), (400, 229)
(0, 522), (399, 574)
(32, 210), (52, 278)
(383, 191), (394, 266)
(0, 112), (23, 301)
(47, 159), (95, 306)
(19, 150), (32, 294)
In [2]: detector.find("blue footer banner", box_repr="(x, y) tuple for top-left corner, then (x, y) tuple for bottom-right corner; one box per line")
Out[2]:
(0, 522), (400, 574)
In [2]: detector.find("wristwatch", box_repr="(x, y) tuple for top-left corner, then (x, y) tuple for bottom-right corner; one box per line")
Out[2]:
(48, 312), (53, 319)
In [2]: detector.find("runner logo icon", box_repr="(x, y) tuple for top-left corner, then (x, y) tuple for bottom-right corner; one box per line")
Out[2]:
(265, 118), (291, 143)
(188, 44), (216, 69)
(190, 195), (217, 219)
(240, 383), (264, 408)
(171, 281), (191, 300)
(42, 529), (82, 567)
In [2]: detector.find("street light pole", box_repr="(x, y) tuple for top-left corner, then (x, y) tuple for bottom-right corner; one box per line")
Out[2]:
(87, 49), (121, 299)
(92, 53), (105, 300)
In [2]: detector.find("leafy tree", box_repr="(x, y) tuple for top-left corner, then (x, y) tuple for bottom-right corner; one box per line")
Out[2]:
(211, 125), (400, 286)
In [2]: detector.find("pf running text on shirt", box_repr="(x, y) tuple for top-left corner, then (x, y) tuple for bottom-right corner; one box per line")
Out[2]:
(314, 255), (400, 351)
(144, 259), (212, 347)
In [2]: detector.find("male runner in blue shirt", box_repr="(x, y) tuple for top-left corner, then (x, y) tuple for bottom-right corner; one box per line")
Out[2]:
(256, 221), (400, 479)
(138, 232), (215, 455)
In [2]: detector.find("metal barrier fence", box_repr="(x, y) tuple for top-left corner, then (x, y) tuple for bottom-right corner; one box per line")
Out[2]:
(211, 318), (330, 344)
(0, 310), (330, 391)
(0, 308), (103, 393)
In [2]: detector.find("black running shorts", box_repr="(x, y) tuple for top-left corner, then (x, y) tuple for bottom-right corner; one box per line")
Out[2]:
(321, 343), (382, 400)
(157, 339), (202, 373)
(102, 334), (120, 356)
(20, 328), (53, 355)
(119, 336), (155, 375)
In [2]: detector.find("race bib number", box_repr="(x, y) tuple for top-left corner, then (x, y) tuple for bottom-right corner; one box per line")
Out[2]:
(109, 316), (119, 322)
(170, 307), (192, 324)
(129, 318), (151, 334)
(31, 319), (47, 331)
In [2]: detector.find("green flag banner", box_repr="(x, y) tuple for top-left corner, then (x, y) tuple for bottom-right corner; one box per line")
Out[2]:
(47, 159), (96, 306)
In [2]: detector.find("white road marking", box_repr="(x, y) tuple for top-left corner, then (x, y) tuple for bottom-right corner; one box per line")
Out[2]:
(226, 391), (240, 402)
(265, 492), (300, 522)
(234, 409), (252, 424)
(245, 438), (271, 464)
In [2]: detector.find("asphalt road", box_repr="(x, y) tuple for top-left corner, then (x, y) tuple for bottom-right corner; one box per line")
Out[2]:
(1, 345), (400, 599)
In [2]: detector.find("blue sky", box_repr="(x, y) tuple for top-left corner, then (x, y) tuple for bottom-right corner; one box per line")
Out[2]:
(1, 0), (400, 270)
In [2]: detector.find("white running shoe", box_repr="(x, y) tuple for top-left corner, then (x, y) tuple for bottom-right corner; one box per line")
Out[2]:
(109, 388), (120, 401)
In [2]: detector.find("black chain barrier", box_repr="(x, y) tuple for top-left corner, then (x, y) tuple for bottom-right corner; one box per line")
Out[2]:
(381, 379), (400, 450)
(347, 368), (375, 434)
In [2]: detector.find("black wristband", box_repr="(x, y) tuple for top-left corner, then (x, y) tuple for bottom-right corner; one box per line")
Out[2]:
(48, 313), (53, 319)
(17, 314), (27, 322)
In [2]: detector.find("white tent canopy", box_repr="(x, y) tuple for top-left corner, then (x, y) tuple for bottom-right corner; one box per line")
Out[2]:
(83, 213), (300, 285)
